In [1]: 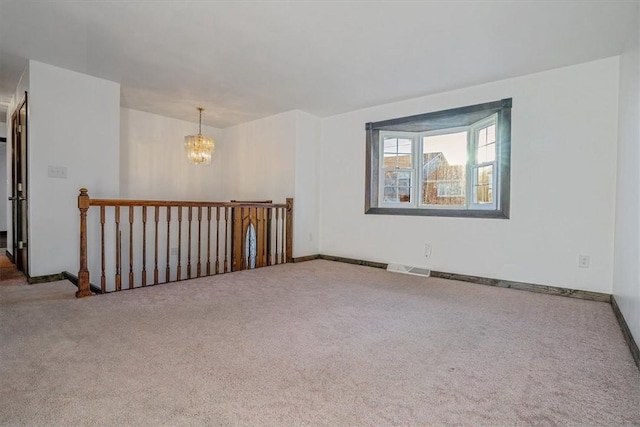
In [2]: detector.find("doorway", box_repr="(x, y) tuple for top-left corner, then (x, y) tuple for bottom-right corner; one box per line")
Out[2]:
(0, 133), (6, 250)
(9, 93), (28, 275)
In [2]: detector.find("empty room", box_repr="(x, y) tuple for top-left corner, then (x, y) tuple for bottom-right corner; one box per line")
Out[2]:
(0, 1), (638, 425)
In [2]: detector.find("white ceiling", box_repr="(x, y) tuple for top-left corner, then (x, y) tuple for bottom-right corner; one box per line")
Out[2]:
(0, 0), (637, 128)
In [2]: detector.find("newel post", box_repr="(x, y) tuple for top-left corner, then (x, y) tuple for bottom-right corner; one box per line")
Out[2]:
(76, 188), (92, 298)
(285, 198), (293, 263)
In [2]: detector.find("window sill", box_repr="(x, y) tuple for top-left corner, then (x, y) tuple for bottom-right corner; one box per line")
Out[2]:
(365, 206), (509, 219)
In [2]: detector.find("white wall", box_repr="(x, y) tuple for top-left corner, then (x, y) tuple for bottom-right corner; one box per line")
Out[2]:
(221, 111), (296, 202)
(121, 108), (320, 208)
(319, 58), (620, 294)
(222, 110), (297, 256)
(220, 109), (320, 257)
(294, 110), (321, 257)
(121, 107), (321, 259)
(0, 122), (6, 233)
(120, 108), (224, 200)
(28, 60), (120, 277)
(613, 8), (640, 343)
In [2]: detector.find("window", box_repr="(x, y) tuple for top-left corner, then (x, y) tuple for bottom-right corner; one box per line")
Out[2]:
(365, 99), (511, 218)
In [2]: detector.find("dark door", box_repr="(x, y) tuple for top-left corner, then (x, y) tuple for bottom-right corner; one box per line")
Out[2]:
(10, 93), (28, 274)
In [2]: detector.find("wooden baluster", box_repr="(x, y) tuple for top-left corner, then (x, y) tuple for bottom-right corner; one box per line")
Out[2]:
(76, 188), (92, 298)
(256, 207), (262, 267)
(241, 207), (246, 270)
(197, 207), (202, 278)
(253, 207), (257, 267)
(265, 208), (269, 266)
(280, 207), (285, 264)
(142, 206), (147, 286)
(154, 206), (159, 285)
(115, 206), (121, 291)
(166, 206), (171, 283)
(261, 208), (267, 267)
(275, 208), (280, 265)
(129, 206), (134, 289)
(187, 206), (192, 279)
(215, 207), (220, 274)
(177, 207), (182, 281)
(255, 207), (261, 267)
(224, 207), (229, 273)
(206, 207), (211, 276)
(253, 207), (259, 267)
(267, 207), (272, 266)
(286, 198), (293, 263)
(100, 205), (106, 293)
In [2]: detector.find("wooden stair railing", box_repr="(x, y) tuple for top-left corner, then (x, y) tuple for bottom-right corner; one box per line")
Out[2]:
(76, 188), (293, 298)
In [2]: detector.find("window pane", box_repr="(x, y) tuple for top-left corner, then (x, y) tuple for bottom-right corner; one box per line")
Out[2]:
(478, 127), (486, 145)
(486, 142), (495, 162)
(385, 171), (412, 186)
(398, 187), (411, 203)
(383, 137), (398, 169)
(383, 187), (398, 202)
(384, 171), (398, 186)
(487, 124), (496, 143)
(397, 171), (410, 184)
(383, 187), (412, 203)
(422, 131), (467, 206)
(384, 171), (412, 203)
(383, 154), (396, 169)
(477, 165), (492, 186)
(384, 138), (398, 152)
(383, 137), (412, 169)
(437, 181), (465, 197)
(476, 142), (496, 164)
(476, 146), (486, 164)
(397, 138), (412, 154)
(474, 165), (493, 204)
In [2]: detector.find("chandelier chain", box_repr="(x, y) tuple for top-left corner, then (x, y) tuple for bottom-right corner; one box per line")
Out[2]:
(198, 107), (204, 134)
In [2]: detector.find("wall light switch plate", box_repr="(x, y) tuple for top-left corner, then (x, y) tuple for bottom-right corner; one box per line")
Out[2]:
(47, 166), (68, 179)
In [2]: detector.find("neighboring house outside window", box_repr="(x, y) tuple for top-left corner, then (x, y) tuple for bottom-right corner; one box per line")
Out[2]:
(365, 99), (512, 219)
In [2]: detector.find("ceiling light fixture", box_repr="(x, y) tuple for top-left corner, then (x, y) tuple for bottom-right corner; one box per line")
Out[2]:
(184, 107), (215, 165)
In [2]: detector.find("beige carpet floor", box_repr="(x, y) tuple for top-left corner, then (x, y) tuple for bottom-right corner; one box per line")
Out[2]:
(1, 260), (638, 426)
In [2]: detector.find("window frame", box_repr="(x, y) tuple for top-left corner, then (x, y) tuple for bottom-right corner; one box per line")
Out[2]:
(365, 98), (512, 219)
(379, 131), (417, 208)
(468, 114), (498, 211)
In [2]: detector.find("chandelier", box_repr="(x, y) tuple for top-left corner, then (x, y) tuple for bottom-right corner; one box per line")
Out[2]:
(184, 107), (215, 165)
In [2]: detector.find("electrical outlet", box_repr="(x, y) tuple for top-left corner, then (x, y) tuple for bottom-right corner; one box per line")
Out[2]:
(578, 254), (590, 268)
(424, 243), (432, 258)
(170, 247), (178, 256)
(47, 165), (67, 179)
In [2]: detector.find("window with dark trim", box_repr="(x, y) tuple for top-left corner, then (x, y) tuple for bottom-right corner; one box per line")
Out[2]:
(365, 98), (512, 219)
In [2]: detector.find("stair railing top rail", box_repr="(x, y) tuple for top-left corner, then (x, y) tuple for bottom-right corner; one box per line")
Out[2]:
(88, 198), (288, 209)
